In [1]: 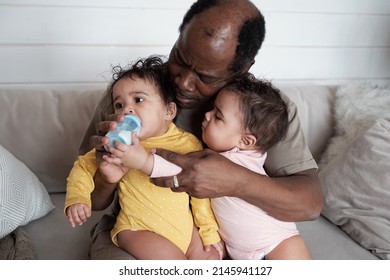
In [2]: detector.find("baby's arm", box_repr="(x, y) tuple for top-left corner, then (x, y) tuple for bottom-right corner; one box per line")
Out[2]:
(149, 152), (182, 178)
(103, 132), (154, 174)
(190, 197), (222, 256)
(65, 203), (91, 228)
(65, 149), (97, 227)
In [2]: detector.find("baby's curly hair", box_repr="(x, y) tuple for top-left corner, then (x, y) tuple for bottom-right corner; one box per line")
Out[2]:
(224, 74), (289, 152)
(104, 56), (177, 112)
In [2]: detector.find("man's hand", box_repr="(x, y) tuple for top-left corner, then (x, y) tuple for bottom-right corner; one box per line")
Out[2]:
(150, 148), (239, 198)
(149, 149), (323, 222)
(90, 113), (125, 154)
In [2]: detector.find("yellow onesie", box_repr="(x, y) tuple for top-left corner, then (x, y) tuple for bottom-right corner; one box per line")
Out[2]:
(65, 123), (220, 253)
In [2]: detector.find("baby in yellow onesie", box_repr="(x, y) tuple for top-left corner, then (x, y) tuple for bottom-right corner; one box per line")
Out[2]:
(65, 56), (222, 259)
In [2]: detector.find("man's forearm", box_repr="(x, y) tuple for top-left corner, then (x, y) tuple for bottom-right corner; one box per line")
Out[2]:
(91, 170), (117, 211)
(234, 168), (323, 222)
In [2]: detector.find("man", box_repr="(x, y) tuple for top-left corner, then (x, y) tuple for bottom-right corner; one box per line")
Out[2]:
(80, 0), (323, 259)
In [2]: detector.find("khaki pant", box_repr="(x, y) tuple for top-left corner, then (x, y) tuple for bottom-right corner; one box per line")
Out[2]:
(89, 213), (135, 260)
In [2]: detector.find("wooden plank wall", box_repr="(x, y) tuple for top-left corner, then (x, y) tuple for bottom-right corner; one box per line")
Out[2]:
(0, 0), (389, 88)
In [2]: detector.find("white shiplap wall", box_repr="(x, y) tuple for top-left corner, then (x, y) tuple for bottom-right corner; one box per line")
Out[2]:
(0, 0), (389, 88)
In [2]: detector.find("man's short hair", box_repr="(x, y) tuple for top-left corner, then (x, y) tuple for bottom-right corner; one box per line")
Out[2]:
(179, 0), (266, 73)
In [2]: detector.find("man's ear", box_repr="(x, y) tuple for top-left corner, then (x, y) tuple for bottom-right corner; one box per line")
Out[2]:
(238, 133), (257, 149)
(165, 102), (177, 121)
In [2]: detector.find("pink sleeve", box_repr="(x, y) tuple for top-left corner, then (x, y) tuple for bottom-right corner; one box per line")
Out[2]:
(150, 154), (182, 178)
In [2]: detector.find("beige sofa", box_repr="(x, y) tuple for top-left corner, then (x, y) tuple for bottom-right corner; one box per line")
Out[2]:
(0, 85), (383, 260)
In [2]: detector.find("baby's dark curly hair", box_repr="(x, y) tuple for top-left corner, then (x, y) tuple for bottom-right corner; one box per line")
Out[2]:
(179, 0), (265, 73)
(105, 56), (177, 110)
(224, 74), (289, 152)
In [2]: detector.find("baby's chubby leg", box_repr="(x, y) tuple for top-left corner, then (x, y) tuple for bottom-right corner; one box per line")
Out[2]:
(117, 230), (187, 260)
(265, 235), (312, 260)
(186, 226), (221, 260)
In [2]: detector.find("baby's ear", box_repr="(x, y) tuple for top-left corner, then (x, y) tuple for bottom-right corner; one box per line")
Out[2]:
(238, 133), (257, 149)
(165, 102), (177, 121)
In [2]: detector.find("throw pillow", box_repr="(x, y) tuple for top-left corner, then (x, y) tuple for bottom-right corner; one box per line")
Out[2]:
(0, 144), (54, 239)
(318, 82), (390, 169)
(319, 118), (390, 260)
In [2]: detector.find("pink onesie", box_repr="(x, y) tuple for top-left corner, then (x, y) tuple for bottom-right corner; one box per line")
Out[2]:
(212, 147), (299, 259)
(150, 147), (299, 260)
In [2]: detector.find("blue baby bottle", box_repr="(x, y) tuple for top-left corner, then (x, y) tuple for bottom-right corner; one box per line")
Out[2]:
(104, 115), (142, 151)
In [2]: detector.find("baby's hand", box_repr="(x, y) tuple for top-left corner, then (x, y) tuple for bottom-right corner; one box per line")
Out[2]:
(66, 203), (91, 228)
(205, 240), (225, 260)
(103, 132), (149, 170)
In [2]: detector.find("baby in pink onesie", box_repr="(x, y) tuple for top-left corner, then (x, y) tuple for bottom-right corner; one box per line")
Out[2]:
(151, 74), (312, 260)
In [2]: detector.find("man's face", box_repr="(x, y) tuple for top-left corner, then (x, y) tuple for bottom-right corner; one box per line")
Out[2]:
(167, 18), (238, 108)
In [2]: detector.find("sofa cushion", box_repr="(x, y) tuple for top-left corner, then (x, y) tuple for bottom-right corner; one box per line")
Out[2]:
(23, 193), (109, 259)
(318, 82), (390, 260)
(279, 85), (335, 161)
(319, 118), (390, 259)
(0, 144), (54, 239)
(319, 82), (390, 168)
(0, 88), (104, 193)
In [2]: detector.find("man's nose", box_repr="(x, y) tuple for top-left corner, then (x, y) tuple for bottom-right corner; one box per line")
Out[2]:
(174, 69), (196, 92)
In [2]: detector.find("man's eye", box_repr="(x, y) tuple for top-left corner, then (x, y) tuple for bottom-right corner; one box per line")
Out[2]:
(199, 74), (222, 85)
(135, 97), (144, 103)
(114, 103), (123, 110)
(200, 76), (217, 85)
